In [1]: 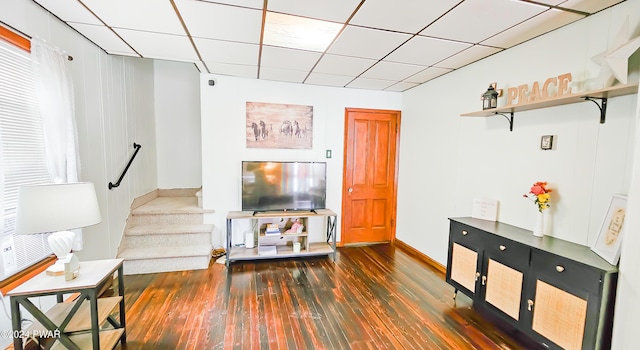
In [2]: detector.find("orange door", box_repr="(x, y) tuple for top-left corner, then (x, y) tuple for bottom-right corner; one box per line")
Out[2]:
(341, 108), (400, 244)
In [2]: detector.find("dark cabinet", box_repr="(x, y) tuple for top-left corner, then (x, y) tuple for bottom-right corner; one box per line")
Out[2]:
(446, 217), (618, 350)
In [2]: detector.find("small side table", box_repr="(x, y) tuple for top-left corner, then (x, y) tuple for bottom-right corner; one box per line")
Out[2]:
(7, 259), (126, 350)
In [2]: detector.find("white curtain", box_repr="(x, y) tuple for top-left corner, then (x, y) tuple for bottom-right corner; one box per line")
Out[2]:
(30, 38), (83, 250)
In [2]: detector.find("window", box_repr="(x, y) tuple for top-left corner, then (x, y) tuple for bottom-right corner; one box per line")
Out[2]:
(0, 33), (53, 280)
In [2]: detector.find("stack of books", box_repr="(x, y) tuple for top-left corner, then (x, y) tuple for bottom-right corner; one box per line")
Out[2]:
(265, 223), (281, 235)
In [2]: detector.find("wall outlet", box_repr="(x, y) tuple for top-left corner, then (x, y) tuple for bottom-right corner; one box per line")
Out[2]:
(2, 242), (16, 272)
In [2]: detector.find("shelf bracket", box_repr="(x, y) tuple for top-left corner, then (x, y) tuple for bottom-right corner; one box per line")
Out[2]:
(494, 112), (514, 132)
(583, 96), (608, 124)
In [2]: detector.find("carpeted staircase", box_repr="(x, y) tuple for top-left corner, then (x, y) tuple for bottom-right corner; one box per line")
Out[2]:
(117, 189), (214, 275)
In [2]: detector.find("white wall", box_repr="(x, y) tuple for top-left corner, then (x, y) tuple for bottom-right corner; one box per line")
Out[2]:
(0, 0), (158, 346)
(200, 75), (402, 246)
(154, 60), (202, 189)
(613, 67), (640, 349)
(399, 1), (639, 265)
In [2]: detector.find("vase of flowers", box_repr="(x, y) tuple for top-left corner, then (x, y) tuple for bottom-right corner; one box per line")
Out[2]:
(523, 182), (552, 237)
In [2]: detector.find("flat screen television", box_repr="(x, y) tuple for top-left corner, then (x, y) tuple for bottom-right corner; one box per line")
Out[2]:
(242, 161), (327, 213)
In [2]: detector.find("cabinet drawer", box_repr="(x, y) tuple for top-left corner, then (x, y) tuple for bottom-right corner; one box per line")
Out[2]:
(531, 249), (603, 295)
(484, 235), (530, 270)
(449, 221), (483, 245)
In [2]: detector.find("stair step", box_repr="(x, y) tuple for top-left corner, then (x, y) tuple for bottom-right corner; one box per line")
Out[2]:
(123, 256), (210, 275)
(129, 213), (205, 225)
(158, 188), (200, 197)
(125, 224), (213, 236)
(119, 245), (212, 260)
(132, 197), (214, 215)
(121, 232), (211, 249)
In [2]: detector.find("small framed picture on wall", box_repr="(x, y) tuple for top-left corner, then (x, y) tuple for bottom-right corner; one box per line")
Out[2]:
(540, 135), (553, 150)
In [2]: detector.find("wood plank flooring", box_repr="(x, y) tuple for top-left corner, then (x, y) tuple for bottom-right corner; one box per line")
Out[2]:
(114, 244), (542, 350)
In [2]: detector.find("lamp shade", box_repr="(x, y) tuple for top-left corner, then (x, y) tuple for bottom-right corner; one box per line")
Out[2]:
(15, 182), (102, 234)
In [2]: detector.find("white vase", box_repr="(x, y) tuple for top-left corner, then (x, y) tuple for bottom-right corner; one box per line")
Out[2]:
(533, 211), (544, 237)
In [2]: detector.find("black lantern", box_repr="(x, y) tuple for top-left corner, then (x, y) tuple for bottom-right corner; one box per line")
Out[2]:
(482, 84), (499, 110)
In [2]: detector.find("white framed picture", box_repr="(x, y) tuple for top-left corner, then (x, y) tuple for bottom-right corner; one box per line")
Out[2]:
(591, 194), (627, 265)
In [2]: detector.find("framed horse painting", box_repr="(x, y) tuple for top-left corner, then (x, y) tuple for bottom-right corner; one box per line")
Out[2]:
(246, 102), (313, 149)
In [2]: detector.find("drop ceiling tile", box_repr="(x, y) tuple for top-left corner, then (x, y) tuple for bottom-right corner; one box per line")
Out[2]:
(420, 0), (548, 43)
(260, 46), (322, 71)
(558, 0), (625, 13)
(350, 0), (460, 34)
(198, 0), (264, 10)
(384, 81), (420, 92)
(33, 0), (102, 25)
(67, 23), (137, 56)
(362, 61), (426, 81)
(263, 12), (342, 52)
(436, 45), (502, 69)
(267, 0), (361, 22)
(482, 9), (584, 48)
(175, 1), (262, 44)
(206, 62), (258, 78)
(113, 29), (198, 62)
(260, 67), (308, 83)
(81, 0), (185, 35)
(346, 77), (395, 90)
(385, 36), (471, 66)
(305, 72), (354, 87)
(194, 38), (260, 66)
(404, 67), (453, 84)
(313, 54), (376, 76)
(328, 26), (411, 60)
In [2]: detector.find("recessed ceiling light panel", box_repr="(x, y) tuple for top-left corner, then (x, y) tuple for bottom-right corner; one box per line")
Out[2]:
(263, 12), (343, 52)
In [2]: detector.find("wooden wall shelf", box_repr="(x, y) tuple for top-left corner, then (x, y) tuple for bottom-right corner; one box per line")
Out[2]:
(461, 83), (638, 131)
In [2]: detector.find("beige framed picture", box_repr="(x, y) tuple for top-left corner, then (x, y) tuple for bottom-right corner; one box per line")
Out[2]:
(591, 194), (627, 265)
(246, 102), (313, 149)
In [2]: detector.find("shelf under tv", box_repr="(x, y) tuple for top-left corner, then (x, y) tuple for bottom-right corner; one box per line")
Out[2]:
(248, 209), (320, 216)
(225, 209), (337, 266)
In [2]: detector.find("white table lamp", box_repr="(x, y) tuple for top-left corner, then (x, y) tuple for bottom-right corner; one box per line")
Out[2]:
(15, 182), (102, 276)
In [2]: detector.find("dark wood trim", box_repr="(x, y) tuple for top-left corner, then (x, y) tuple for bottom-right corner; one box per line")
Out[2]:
(0, 25), (30, 52)
(394, 239), (446, 275)
(0, 255), (56, 295)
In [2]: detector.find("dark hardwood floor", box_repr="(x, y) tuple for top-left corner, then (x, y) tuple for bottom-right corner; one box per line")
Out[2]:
(114, 244), (542, 350)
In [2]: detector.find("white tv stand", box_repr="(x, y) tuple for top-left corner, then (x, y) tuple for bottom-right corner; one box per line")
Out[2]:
(225, 209), (337, 266)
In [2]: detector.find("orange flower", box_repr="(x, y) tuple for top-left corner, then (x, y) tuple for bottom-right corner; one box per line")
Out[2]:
(524, 182), (552, 212)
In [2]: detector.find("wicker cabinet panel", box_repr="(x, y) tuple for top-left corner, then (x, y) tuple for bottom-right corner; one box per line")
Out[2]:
(450, 243), (479, 293)
(531, 280), (587, 350)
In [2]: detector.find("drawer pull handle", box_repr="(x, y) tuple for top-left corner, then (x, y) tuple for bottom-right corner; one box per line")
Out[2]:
(475, 272), (480, 281)
(482, 276), (487, 286)
(556, 265), (565, 273)
(462, 230), (468, 236)
(527, 299), (534, 311)
(499, 245), (506, 251)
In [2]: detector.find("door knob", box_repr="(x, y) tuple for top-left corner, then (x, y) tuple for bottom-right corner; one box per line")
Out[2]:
(348, 187), (353, 193)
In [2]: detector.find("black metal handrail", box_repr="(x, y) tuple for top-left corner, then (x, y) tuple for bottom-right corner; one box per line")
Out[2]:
(109, 143), (142, 190)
